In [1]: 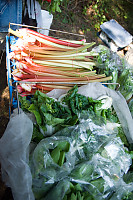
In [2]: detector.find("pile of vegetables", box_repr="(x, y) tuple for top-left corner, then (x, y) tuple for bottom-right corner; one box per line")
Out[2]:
(94, 45), (133, 115)
(20, 85), (115, 140)
(9, 28), (111, 95)
(8, 27), (133, 200)
(19, 85), (133, 200)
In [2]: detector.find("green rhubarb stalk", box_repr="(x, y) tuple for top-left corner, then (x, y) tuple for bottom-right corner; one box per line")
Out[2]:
(34, 60), (82, 69)
(39, 84), (72, 89)
(29, 50), (97, 60)
(89, 76), (112, 82)
(33, 60), (94, 70)
(55, 51), (97, 57)
(48, 66), (81, 71)
(31, 42), (96, 57)
(72, 71), (98, 77)
(45, 59), (95, 66)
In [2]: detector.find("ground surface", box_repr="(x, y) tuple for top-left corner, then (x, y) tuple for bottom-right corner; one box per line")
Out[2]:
(0, 1), (133, 199)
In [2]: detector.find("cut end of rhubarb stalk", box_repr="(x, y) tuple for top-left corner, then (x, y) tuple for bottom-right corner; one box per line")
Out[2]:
(8, 28), (23, 38)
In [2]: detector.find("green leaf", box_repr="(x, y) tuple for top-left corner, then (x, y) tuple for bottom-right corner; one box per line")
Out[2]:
(63, 85), (78, 102)
(74, 184), (82, 192)
(57, 141), (70, 152)
(28, 104), (42, 125)
(58, 151), (65, 166)
(32, 124), (44, 143)
(43, 113), (65, 126)
(63, 195), (67, 200)
(71, 163), (94, 179)
(70, 193), (77, 200)
(19, 96), (30, 111)
(77, 191), (83, 200)
(50, 146), (61, 164)
(65, 115), (79, 126)
(90, 178), (105, 193)
(117, 126), (129, 146)
(123, 171), (133, 184)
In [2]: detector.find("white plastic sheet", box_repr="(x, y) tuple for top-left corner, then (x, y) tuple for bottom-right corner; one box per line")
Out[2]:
(0, 111), (34, 200)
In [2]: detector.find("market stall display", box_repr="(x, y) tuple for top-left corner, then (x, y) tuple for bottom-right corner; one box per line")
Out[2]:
(0, 24), (133, 200)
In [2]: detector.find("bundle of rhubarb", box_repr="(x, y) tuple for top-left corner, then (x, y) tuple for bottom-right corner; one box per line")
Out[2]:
(9, 28), (112, 95)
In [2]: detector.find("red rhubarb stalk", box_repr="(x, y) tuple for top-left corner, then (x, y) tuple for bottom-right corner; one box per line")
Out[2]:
(23, 28), (82, 48)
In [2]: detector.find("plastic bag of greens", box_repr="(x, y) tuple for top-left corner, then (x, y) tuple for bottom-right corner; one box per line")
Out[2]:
(30, 136), (74, 199)
(42, 137), (132, 200)
(29, 112), (125, 200)
(69, 137), (131, 183)
(41, 179), (74, 200)
(55, 111), (119, 160)
(68, 137), (132, 200)
(76, 82), (133, 144)
(36, 135), (133, 200)
(0, 110), (34, 200)
(92, 45), (133, 100)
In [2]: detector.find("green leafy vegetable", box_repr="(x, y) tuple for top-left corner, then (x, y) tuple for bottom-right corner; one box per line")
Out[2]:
(50, 146), (61, 164)
(19, 95), (30, 111)
(19, 85), (109, 142)
(32, 124), (44, 143)
(96, 45), (133, 100)
(50, 141), (70, 166)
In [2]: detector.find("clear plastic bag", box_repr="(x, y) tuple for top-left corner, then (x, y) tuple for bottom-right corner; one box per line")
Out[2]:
(29, 112), (132, 200)
(68, 131), (132, 200)
(76, 82), (133, 144)
(92, 45), (133, 100)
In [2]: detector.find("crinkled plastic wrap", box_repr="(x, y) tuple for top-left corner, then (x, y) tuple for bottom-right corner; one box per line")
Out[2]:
(77, 82), (133, 144)
(93, 45), (126, 71)
(92, 45), (133, 100)
(30, 116), (112, 198)
(30, 113), (132, 200)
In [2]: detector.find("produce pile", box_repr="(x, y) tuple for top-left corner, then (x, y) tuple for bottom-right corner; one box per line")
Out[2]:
(8, 28), (111, 95)
(19, 85), (133, 200)
(4, 27), (133, 200)
(94, 45), (133, 116)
